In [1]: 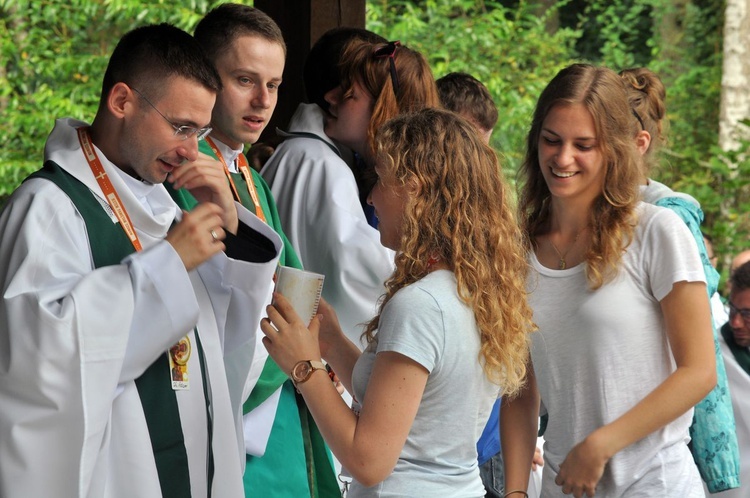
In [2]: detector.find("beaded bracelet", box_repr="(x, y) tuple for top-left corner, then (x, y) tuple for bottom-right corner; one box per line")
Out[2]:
(504, 491), (529, 498)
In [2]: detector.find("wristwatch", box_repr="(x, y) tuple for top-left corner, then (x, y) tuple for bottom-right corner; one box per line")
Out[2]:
(291, 360), (327, 387)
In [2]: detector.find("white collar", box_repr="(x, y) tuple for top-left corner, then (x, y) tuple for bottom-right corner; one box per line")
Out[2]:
(209, 137), (244, 173)
(43, 117), (179, 237)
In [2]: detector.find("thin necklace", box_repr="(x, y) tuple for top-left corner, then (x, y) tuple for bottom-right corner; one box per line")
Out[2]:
(548, 227), (588, 270)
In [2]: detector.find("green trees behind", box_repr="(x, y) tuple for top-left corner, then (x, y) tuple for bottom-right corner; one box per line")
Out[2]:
(0, 0), (230, 192)
(369, 0), (749, 282)
(1, 0), (747, 282)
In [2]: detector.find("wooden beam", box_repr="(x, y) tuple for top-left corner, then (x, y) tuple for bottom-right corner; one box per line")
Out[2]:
(255, 0), (365, 143)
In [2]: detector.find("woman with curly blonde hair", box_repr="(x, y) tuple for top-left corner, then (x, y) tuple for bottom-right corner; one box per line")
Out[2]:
(261, 108), (533, 497)
(501, 64), (716, 498)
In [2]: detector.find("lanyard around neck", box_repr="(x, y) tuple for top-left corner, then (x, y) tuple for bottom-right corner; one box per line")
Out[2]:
(204, 137), (267, 224)
(77, 126), (143, 252)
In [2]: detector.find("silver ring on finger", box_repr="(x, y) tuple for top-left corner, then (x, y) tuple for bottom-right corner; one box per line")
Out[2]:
(210, 229), (218, 242)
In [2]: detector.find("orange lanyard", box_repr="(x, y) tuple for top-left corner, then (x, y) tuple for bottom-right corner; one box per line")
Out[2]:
(78, 127), (196, 390)
(205, 137), (267, 224)
(77, 127), (143, 252)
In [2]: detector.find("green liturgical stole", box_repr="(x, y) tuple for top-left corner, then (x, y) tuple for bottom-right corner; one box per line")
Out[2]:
(29, 161), (214, 498)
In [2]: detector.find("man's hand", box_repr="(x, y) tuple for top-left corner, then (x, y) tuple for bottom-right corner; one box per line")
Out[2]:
(166, 203), (226, 271)
(168, 152), (239, 234)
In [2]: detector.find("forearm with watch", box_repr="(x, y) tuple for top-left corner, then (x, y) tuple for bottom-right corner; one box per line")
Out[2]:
(289, 356), (365, 470)
(290, 359), (327, 391)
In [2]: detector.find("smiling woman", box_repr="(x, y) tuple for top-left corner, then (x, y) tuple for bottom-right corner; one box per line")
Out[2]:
(537, 103), (605, 259)
(502, 64), (717, 498)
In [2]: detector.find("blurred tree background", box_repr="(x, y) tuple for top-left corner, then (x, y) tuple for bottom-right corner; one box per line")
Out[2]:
(1, 0), (748, 286)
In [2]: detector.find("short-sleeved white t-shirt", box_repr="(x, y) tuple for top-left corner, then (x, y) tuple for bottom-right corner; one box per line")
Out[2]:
(349, 270), (497, 497)
(529, 203), (706, 497)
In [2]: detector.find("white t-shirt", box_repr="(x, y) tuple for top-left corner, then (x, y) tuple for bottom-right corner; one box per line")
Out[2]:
(349, 270), (497, 497)
(528, 203), (706, 497)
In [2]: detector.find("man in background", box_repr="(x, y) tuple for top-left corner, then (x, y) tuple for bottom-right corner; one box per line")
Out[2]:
(717, 261), (750, 498)
(165, 5), (339, 496)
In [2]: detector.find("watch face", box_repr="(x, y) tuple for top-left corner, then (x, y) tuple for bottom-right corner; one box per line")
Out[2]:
(292, 361), (312, 383)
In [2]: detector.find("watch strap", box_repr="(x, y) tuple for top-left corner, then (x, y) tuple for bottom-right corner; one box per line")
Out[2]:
(292, 360), (327, 386)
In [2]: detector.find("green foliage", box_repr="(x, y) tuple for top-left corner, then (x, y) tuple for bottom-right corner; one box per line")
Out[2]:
(649, 0), (745, 282)
(0, 0), (239, 203)
(659, 135), (750, 285)
(1, 0), (745, 271)
(367, 0), (580, 172)
(565, 0), (653, 67)
(657, 0), (723, 159)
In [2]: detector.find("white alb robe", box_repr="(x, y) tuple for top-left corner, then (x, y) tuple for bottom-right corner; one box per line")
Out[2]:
(718, 335), (750, 498)
(0, 118), (281, 497)
(261, 103), (394, 347)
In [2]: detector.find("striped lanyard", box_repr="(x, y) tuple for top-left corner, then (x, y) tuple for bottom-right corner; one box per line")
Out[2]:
(204, 136), (267, 223)
(77, 126), (143, 251)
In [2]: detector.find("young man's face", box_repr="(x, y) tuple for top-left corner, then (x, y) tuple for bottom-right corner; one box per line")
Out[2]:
(209, 35), (285, 149)
(118, 77), (215, 184)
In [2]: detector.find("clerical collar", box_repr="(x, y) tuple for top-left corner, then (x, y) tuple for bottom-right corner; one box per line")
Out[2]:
(210, 137), (243, 173)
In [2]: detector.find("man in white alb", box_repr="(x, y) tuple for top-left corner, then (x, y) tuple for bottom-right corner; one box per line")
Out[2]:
(0, 23), (281, 497)
(717, 261), (750, 498)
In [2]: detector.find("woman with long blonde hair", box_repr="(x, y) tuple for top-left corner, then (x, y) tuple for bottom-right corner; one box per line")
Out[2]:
(261, 108), (533, 496)
(501, 63), (716, 497)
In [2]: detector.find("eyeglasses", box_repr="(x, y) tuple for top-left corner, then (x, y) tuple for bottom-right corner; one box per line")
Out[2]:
(131, 87), (212, 141)
(374, 41), (401, 96)
(729, 302), (750, 322)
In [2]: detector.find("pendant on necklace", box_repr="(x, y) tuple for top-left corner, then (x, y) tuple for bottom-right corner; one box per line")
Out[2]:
(558, 259), (566, 270)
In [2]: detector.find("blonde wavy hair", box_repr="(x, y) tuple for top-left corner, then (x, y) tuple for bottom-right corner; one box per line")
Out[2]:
(518, 64), (642, 289)
(363, 108), (534, 395)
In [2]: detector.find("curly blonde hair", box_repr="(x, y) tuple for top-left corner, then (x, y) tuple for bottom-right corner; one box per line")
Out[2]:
(363, 108), (534, 395)
(518, 64), (642, 289)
